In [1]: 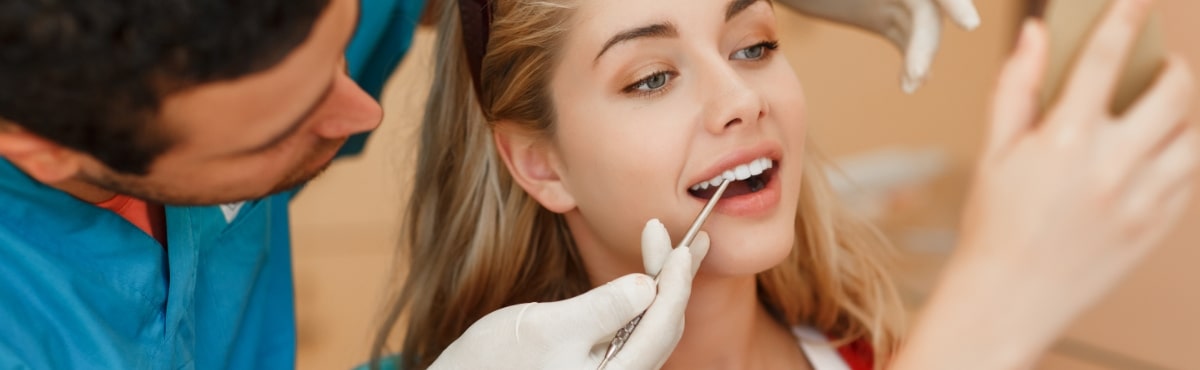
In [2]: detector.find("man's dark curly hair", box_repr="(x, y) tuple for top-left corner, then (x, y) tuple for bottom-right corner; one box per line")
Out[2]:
(0, 0), (332, 175)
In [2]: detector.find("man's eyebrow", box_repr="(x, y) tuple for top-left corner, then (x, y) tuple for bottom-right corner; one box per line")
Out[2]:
(239, 78), (335, 155)
(593, 22), (678, 64)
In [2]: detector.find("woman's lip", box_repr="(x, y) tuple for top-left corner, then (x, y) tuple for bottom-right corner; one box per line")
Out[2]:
(691, 167), (782, 218)
(685, 142), (783, 191)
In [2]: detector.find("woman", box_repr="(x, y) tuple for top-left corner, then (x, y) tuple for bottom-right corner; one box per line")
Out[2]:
(375, 0), (1197, 368)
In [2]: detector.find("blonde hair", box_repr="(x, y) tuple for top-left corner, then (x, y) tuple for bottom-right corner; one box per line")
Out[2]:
(372, 0), (905, 368)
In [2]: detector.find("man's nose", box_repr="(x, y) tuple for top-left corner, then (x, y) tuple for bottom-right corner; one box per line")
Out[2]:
(312, 74), (383, 140)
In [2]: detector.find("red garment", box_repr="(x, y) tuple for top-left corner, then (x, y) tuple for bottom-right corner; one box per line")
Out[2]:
(94, 194), (167, 246)
(837, 339), (875, 370)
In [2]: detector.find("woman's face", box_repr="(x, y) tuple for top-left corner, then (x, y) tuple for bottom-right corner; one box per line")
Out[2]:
(546, 0), (806, 278)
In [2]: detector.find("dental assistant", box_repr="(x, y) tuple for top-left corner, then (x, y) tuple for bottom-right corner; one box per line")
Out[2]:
(0, 0), (973, 368)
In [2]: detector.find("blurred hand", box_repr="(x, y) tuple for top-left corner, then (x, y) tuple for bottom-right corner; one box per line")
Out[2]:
(967, 0), (1195, 326)
(900, 1), (1197, 368)
(780, 0), (980, 92)
(429, 220), (710, 370)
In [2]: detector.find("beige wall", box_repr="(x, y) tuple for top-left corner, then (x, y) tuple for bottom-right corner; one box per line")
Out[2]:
(291, 2), (1199, 369)
(289, 28), (433, 369)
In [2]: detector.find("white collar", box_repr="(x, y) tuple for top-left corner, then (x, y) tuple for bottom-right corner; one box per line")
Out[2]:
(792, 326), (851, 370)
(219, 202), (245, 223)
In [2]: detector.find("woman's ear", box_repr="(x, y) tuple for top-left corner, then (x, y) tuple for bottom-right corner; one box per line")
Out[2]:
(0, 123), (83, 184)
(493, 121), (577, 213)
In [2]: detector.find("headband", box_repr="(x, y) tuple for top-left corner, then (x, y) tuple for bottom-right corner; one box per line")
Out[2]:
(457, 0), (494, 101)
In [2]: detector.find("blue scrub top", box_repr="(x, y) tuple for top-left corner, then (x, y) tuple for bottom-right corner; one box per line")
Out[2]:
(0, 0), (424, 368)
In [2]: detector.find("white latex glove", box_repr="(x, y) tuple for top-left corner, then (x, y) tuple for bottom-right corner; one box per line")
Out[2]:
(429, 219), (710, 370)
(779, 0), (981, 92)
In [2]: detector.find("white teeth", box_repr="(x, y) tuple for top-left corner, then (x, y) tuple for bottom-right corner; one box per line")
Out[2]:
(734, 165), (751, 180)
(749, 160), (763, 174)
(688, 156), (775, 191)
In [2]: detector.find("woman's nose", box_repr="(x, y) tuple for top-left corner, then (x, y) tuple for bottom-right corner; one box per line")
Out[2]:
(701, 64), (767, 135)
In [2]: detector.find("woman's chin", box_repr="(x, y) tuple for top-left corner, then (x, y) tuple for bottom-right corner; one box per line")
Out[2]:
(696, 230), (794, 277)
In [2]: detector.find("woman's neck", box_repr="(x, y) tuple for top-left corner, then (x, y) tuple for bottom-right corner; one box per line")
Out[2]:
(662, 273), (810, 370)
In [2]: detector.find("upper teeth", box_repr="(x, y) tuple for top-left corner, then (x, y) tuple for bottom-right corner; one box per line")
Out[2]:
(689, 157), (773, 191)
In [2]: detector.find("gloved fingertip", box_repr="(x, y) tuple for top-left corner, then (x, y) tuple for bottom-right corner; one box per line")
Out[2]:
(688, 232), (710, 275)
(959, 8), (981, 30)
(939, 0), (981, 30)
(908, 55), (930, 80)
(690, 232), (710, 256)
(964, 15), (981, 31)
(901, 73), (923, 94)
(611, 273), (656, 308)
(660, 246), (693, 281)
(642, 218), (671, 244)
(645, 218), (663, 229)
(642, 219), (673, 276)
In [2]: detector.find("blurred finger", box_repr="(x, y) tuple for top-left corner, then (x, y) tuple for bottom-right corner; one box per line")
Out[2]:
(987, 20), (1048, 158)
(1119, 56), (1196, 162)
(1131, 185), (1195, 255)
(1051, 0), (1156, 131)
(1150, 125), (1200, 198)
(1123, 125), (1200, 220)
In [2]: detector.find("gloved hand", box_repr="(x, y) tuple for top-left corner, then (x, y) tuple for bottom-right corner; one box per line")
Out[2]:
(779, 0), (980, 93)
(429, 219), (711, 370)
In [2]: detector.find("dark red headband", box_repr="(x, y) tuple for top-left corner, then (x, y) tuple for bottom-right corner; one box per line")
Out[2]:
(457, 0), (493, 101)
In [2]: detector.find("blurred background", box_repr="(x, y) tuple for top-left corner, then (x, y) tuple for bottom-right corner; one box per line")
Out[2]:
(289, 1), (1200, 369)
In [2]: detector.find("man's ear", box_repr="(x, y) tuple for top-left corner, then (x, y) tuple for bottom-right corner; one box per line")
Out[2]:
(0, 123), (83, 183)
(492, 121), (576, 213)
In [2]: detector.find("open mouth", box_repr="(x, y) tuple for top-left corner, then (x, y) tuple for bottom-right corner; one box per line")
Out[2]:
(687, 157), (777, 200)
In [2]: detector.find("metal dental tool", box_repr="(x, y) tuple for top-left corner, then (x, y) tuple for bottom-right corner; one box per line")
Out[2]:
(596, 178), (732, 370)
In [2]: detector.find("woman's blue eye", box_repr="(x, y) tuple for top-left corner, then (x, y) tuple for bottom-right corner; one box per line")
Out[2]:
(624, 71), (675, 94)
(731, 40), (780, 60)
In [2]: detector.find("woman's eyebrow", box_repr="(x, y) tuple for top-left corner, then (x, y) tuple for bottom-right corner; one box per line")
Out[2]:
(726, 0), (769, 22)
(592, 0), (770, 65)
(594, 22), (678, 65)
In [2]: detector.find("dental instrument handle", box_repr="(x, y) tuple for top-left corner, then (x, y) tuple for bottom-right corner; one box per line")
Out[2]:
(677, 179), (731, 249)
(597, 178), (731, 370)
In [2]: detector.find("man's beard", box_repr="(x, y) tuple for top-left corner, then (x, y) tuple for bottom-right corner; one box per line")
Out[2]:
(88, 138), (343, 206)
(254, 157), (334, 198)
